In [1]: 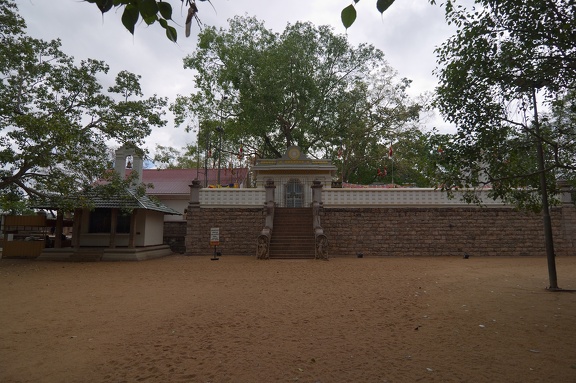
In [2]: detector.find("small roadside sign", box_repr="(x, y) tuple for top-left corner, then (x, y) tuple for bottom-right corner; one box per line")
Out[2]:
(210, 228), (220, 246)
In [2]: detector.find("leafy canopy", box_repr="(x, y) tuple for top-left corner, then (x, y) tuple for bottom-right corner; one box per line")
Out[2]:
(430, 0), (576, 209)
(0, 0), (168, 212)
(170, 15), (423, 185)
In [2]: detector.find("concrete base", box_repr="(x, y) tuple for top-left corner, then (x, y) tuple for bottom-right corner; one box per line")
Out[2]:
(37, 245), (174, 262)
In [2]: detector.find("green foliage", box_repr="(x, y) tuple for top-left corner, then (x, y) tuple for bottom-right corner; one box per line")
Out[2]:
(341, 0), (403, 28)
(172, 16), (423, 180)
(0, 1), (168, 211)
(341, 5), (357, 29)
(84, 0), (213, 42)
(153, 144), (200, 169)
(432, 0), (576, 210)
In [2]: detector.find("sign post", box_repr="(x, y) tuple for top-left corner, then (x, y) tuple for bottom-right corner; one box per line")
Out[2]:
(210, 228), (220, 260)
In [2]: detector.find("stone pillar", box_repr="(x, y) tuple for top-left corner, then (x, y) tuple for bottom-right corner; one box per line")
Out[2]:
(186, 179), (203, 255)
(558, 180), (575, 256)
(189, 179), (202, 208)
(264, 179), (275, 230)
(312, 180), (323, 205)
(557, 179), (573, 205)
(265, 179), (275, 203)
(312, 180), (328, 259)
(312, 180), (323, 230)
(257, 179), (276, 259)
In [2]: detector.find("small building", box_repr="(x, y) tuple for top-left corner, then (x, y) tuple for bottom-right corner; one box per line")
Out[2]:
(36, 144), (181, 261)
(143, 167), (249, 222)
(251, 146), (337, 207)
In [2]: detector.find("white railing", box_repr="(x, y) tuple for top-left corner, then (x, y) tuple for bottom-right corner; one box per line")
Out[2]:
(322, 188), (506, 207)
(197, 187), (508, 208)
(199, 188), (266, 207)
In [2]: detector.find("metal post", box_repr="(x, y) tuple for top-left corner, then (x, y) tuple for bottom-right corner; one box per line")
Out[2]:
(204, 129), (209, 187)
(217, 126), (223, 186)
(216, 96), (227, 187)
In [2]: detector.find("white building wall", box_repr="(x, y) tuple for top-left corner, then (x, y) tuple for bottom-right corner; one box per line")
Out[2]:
(254, 174), (332, 207)
(140, 210), (165, 246)
(192, 187), (507, 208)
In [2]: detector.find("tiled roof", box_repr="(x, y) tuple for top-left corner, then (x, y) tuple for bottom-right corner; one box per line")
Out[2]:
(83, 188), (181, 215)
(33, 188), (181, 215)
(80, 189), (181, 215)
(142, 168), (249, 195)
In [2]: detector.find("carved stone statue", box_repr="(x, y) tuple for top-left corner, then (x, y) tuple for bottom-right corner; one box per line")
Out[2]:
(257, 235), (270, 260)
(315, 234), (328, 260)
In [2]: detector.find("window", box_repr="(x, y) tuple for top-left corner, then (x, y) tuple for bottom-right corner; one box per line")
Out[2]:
(88, 208), (131, 233)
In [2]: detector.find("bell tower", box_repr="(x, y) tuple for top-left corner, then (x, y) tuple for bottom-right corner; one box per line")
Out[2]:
(114, 144), (143, 185)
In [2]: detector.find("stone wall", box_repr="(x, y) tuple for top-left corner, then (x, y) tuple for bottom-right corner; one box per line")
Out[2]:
(163, 221), (187, 254)
(560, 205), (576, 255)
(184, 205), (576, 257)
(320, 207), (572, 257)
(185, 207), (264, 256)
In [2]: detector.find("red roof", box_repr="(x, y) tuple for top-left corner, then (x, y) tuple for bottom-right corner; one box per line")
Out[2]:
(142, 168), (249, 195)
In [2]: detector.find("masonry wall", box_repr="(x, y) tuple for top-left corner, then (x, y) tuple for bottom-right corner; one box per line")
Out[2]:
(184, 205), (575, 257)
(163, 221), (187, 254)
(321, 207), (572, 257)
(186, 207), (264, 256)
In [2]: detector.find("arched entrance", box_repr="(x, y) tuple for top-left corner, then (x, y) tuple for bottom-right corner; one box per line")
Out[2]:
(285, 179), (304, 207)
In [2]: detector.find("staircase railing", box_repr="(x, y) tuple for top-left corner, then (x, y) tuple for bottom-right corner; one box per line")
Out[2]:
(256, 179), (275, 259)
(312, 180), (328, 260)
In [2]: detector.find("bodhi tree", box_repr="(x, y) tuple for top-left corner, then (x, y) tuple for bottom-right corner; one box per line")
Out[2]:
(429, 0), (576, 290)
(171, 16), (421, 182)
(0, 0), (168, 212)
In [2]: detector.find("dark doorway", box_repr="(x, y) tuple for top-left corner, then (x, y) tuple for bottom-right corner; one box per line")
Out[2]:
(285, 179), (304, 207)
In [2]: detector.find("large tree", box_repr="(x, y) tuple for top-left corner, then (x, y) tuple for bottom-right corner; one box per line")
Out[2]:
(430, 0), (576, 289)
(171, 15), (421, 169)
(0, 0), (168, 212)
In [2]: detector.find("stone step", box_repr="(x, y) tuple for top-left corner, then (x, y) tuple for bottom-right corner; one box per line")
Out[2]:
(269, 207), (315, 259)
(69, 251), (103, 262)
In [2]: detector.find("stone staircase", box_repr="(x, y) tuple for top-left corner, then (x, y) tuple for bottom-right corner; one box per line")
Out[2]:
(269, 208), (315, 259)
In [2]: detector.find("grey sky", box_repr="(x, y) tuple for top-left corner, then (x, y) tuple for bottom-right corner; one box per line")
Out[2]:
(16, 0), (456, 154)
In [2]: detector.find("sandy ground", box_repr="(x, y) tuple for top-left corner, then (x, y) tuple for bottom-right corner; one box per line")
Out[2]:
(1, 255), (575, 383)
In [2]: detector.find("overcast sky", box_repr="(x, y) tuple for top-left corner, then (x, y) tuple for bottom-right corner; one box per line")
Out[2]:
(16, 0), (457, 155)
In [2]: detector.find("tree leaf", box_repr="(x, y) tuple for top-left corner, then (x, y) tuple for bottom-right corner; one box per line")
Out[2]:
(97, 0), (114, 13)
(376, 0), (395, 14)
(158, 1), (173, 20)
(139, 0), (159, 19)
(165, 26), (177, 42)
(121, 4), (139, 35)
(341, 5), (357, 29)
(143, 15), (157, 25)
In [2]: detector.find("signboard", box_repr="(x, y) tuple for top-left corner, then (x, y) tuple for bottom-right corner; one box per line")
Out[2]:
(210, 227), (220, 246)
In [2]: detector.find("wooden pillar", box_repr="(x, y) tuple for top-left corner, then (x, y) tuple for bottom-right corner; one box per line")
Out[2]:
(72, 208), (82, 249)
(128, 209), (137, 248)
(54, 211), (64, 248)
(109, 208), (118, 248)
